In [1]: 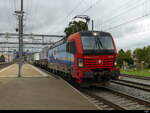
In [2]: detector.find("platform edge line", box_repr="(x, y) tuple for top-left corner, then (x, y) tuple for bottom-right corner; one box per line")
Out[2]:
(61, 79), (102, 110)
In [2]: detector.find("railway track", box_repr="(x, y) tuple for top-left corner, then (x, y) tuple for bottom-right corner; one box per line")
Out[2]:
(111, 79), (150, 92)
(122, 74), (150, 80)
(0, 63), (12, 70)
(35, 65), (150, 110)
(80, 87), (150, 110)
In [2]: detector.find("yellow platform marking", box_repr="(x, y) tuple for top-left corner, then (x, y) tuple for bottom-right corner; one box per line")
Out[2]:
(0, 64), (15, 73)
(21, 64), (49, 77)
(29, 64), (49, 77)
(0, 64), (18, 77)
(0, 64), (49, 78)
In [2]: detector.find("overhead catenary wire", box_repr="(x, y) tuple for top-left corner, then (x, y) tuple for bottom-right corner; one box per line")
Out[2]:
(66, 0), (86, 18)
(55, 0), (104, 34)
(101, 0), (147, 26)
(13, 0), (16, 11)
(24, 0), (33, 32)
(24, 0), (84, 34)
(104, 11), (150, 31)
(77, 0), (148, 32)
(49, 0), (86, 34)
(8, 0), (15, 32)
(100, 0), (142, 22)
(10, 0), (150, 36)
(79, 0), (133, 30)
(80, 0), (102, 14)
(101, 0), (149, 31)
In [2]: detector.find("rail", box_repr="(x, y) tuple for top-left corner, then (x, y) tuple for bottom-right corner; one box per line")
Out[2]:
(111, 79), (150, 92)
(80, 87), (150, 110)
(122, 74), (150, 80)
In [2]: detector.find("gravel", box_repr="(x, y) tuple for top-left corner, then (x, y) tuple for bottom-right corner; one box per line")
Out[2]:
(107, 82), (150, 102)
(122, 77), (150, 85)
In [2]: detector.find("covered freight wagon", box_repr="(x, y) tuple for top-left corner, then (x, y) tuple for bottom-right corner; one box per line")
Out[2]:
(39, 47), (49, 68)
(33, 53), (40, 66)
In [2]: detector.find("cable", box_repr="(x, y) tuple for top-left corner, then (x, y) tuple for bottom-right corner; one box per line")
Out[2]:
(49, 0), (85, 33)
(80, 0), (103, 14)
(102, 0), (147, 26)
(8, 0), (15, 32)
(13, 0), (17, 11)
(54, 0), (103, 34)
(60, 0), (85, 22)
(25, 0), (37, 33)
(100, 0), (140, 20)
(104, 12), (150, 31)
(82, 0), (133, 30)
(67, 0), (86, 18)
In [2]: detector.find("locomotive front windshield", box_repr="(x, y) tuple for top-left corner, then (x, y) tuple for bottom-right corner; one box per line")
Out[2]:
(81, 34), (114, 55)
(82, 36), (114, 50)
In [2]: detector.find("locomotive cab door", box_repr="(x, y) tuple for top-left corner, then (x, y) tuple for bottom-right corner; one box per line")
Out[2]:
(66, 41), (76, 74)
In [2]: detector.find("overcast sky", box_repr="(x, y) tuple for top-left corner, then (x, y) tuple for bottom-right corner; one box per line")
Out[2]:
(0, 0), (150, 51)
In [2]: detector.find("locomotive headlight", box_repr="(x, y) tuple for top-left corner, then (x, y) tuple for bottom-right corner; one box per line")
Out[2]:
(78, 58), (84, 68)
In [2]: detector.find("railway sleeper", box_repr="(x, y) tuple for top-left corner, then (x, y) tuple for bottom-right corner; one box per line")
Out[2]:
(111, 98), (127, 102)
(106, 108), (115, 110)
(106, 96), (123, 100)
(102, 96), (124, 100)
(114, 100), (135, 105)
(100, 105), (110, 108)
(97, 103), (105, 106)
(127, 105), (148, 110)
(122, 103), (140, 107)
(92, 100), (100, 103)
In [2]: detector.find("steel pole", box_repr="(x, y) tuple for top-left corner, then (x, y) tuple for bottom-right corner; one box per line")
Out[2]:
(18, 15), (21, 77)
(18, 0), (24, 77)
(92, 20), (94, 31)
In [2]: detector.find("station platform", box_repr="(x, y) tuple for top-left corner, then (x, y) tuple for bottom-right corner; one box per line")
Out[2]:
(0, 64), (98, 110)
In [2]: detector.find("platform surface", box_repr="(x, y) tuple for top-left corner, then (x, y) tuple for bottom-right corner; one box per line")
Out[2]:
(0, 64), (98, 110)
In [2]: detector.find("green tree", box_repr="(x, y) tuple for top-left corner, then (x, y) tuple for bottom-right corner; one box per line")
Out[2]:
(145, 46), (150, 68)
(64, 21), (88, 37)
(133, 48), (146, 62)
(118, 46), (150, 68)
(117, 49), (125, 67)
(125, 50), (134, 65)
(0, 55), (5, 62)
(133, 46), (150, 68)
(117, 49), (134, 68)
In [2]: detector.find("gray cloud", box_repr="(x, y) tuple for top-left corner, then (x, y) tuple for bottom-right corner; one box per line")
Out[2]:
(0, 0), (150, 51)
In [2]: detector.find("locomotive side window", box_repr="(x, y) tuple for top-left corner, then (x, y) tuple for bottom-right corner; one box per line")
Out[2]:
(66, 41), (76, 54)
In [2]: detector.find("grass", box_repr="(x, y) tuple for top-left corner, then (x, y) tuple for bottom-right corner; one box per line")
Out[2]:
(121, 69), (150, 77)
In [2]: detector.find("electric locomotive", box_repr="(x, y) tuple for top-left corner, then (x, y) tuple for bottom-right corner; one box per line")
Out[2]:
(47, 31), (120, 86)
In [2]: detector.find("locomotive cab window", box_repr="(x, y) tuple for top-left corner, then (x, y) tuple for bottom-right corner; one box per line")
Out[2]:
(81, 34), (115, 55)
(66, 41), (76, 54)
(81, 35), (114, 50)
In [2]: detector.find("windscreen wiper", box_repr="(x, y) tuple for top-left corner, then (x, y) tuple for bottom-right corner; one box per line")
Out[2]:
(95, 37), (103, 49)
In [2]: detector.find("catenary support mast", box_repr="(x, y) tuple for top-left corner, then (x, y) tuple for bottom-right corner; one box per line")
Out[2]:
(15, 0), (24, 77)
